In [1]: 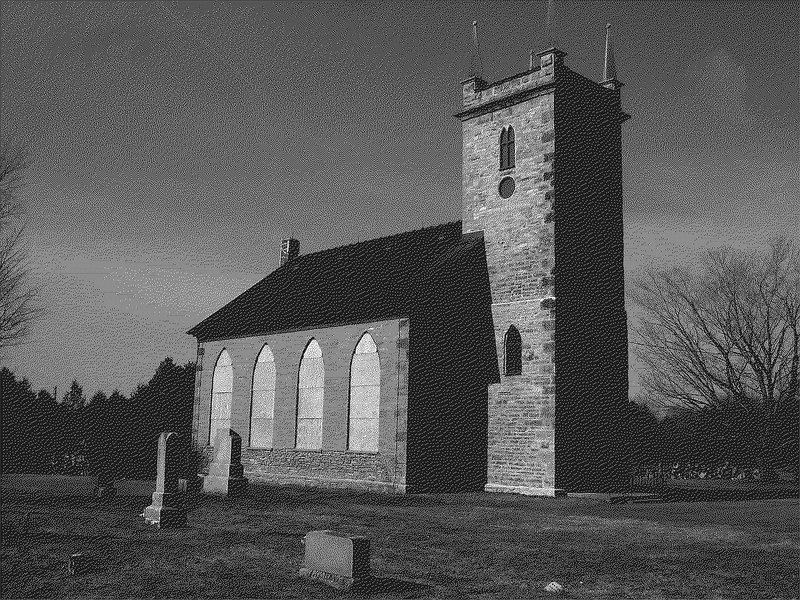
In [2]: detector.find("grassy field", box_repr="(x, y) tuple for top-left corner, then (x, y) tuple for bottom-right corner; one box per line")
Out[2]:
(1, 475), (798, 599)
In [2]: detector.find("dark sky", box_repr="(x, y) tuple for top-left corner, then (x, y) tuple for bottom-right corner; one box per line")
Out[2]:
(2, 0), (798, 399)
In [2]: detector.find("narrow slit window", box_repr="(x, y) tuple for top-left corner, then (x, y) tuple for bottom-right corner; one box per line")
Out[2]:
(500, 126), (516, 170)
(505, 326), (522, 376)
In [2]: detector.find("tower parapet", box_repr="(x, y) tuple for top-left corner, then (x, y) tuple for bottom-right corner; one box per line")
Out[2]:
(459, 49), (564, 114)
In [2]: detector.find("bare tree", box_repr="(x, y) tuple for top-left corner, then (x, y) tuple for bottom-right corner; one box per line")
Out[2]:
(631, 237), (800, 477)
(0, 140), (41, 357)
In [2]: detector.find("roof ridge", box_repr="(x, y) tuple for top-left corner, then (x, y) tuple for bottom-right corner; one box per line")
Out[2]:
(290, 220), (463, 262)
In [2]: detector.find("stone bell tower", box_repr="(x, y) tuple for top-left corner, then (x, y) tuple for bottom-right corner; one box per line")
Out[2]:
(455, 30), (630, 494)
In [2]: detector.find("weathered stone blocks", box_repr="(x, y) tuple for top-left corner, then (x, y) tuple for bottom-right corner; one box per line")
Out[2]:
(459, 46), (629, 494)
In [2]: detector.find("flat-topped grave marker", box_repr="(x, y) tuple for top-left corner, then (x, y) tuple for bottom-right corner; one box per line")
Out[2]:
(142, 431), (186, 529)
(299, 530), (371, 591)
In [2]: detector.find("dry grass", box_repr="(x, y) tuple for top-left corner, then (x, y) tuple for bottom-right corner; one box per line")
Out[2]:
(1, 475), (798, 599)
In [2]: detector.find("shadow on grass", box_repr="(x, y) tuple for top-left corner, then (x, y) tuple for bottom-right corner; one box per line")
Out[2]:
(352, 576), (433, 598)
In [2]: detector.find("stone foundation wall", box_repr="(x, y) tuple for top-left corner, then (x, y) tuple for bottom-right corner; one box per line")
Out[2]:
(242, 448), (405, 493)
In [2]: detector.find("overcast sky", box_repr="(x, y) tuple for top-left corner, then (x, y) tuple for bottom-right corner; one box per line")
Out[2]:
(2, 0), (798, 399)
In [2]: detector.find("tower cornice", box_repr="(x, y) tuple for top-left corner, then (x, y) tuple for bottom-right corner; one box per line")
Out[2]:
(453, 81), (556, 121)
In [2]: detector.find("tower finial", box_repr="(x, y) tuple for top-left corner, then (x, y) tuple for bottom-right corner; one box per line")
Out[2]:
(603, 23), (617, 81)
(545, 0), (556, 47)
(469, 20), (484, 79)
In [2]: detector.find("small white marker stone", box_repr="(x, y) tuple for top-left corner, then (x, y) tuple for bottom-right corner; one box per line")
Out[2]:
(544, 581), (565, 593)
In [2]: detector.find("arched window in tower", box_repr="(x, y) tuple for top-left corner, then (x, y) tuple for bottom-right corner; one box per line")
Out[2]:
(504, 326), (522, 376)
(250, 344), (276, 448)
(296, 339), (324, 449)
(348, 333), (380, 452)
(209, 349), (233, 446)
(500, 126), (516, 170)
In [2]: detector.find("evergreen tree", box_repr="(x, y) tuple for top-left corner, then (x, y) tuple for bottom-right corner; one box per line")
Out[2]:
(1, 368), (49, 473)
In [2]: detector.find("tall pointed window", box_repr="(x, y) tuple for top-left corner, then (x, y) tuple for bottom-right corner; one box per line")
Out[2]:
(504, 326), (522, 376)
(209, 349), (233, 446)
(348, 333), (380, 452)
(500, 126), (516, 170)
(250, 344), (276, 448)
(296, 339), (324, 449)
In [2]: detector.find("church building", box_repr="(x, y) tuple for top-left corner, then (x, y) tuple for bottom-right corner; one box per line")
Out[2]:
(187, 32), (630, 495)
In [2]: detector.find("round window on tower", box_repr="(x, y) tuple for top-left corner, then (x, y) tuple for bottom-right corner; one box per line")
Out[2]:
(498, 176), (516, 199)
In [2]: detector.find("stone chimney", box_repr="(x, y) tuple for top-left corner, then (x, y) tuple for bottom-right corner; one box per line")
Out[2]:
(279, 238), (299, 267)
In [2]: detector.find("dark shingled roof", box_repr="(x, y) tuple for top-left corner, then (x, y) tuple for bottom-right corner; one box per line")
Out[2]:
(188, 220), (486, 342)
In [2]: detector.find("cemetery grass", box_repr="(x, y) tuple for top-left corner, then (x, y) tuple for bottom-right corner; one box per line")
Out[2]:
(1, 477), (799, 599)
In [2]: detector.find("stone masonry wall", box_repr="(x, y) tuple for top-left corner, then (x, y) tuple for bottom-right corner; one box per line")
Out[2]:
(459, 50), (629, 494)
(460, 53), (559, 494)
(191, 318), (409, 493)
(486, 302), (555, 491)
(553, 67), (630, 491)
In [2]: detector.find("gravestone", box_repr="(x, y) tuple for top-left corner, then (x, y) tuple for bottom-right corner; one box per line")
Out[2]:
(142, 431), (186, 528)
(544, 581), (565, 594)
(67, 552), (92, 576)
(299, 530), (371, 591)
(178, 476), (203, 497)
(202, 429), (248, 497)
(178, 448), (205, 507)
(94, 469), (116, 500)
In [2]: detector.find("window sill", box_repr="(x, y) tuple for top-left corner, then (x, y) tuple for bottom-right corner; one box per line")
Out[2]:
(243, 447), (380, 455)
(242, 447), (322, 453)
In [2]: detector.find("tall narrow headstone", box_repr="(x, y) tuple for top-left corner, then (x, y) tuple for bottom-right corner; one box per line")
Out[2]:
(202, 429), (248, 497)
(142, 432), (186, 528)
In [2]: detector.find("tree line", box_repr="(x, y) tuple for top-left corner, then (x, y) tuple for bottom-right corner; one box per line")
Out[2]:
(1, 358), (195, 479)
(627, 400), (798, 480)
(630, 236), (799, 481)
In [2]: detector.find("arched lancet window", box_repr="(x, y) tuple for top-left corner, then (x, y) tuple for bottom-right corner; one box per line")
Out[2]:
(348, 333), (380, 452)
(504, 326), (522, 376)
(209, 349), (233, 446)
(250, 344), (275, 448)
(500, 126), (516, 170)
(296, 339), (324, 449)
